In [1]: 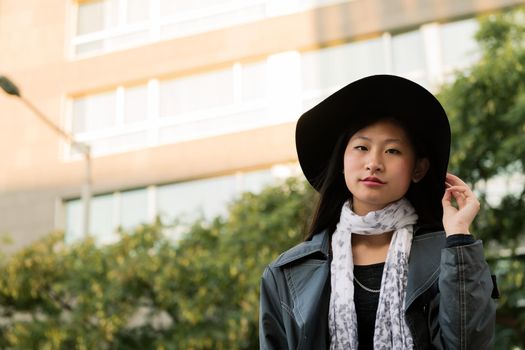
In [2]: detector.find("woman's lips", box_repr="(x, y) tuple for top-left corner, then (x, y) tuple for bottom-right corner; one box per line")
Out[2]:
(361, 177), (386, 186)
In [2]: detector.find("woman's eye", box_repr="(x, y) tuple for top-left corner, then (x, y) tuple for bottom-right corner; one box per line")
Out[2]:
(386, 149), (400, 154)
(354, 146), (368, 151)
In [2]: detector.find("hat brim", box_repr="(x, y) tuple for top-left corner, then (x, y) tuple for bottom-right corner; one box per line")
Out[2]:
(295, 74), (451, 192)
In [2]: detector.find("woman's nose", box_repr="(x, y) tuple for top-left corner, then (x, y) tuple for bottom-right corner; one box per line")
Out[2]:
(366, 154), (384, 172)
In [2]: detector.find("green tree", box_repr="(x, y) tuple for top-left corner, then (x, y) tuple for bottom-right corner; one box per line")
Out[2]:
(0, 178), (315, 349)
(438, 7), (525, 347)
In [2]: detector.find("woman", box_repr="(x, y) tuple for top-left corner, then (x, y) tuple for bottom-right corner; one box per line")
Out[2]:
(259, 75), (496, 349)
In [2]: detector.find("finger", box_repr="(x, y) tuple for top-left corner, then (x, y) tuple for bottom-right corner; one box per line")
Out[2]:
(446, 173), (470, 188)
(447, 186), (480, 210)
(442, 187), (451, 203)
(446, 185), (477, 199)
(444, 187), (466, 208)
(452, 188), (467, 207)
(446, 182), (476, 199)
(446, 185), (467, 193)
(442, 188), (455, 207)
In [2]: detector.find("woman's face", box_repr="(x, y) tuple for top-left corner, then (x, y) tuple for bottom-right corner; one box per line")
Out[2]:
(343, 119), (428, 216)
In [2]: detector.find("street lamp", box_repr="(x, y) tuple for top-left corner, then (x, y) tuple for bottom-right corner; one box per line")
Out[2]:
(0, 75), (92, 238)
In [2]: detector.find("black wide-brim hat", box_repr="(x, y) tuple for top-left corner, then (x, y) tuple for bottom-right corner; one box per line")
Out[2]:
(296, 74), (451, 222)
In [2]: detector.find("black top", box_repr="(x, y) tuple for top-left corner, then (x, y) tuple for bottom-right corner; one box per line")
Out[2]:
(354, 262), (384, 350)
(352, 234), (475, 349)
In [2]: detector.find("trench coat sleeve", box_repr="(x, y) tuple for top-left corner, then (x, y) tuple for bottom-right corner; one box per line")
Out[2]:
(431, 240), (496, 349)
(259, 266), (288, 350)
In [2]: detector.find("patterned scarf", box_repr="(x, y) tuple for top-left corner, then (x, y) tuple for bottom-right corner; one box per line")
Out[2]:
(329, 198), (417, 349)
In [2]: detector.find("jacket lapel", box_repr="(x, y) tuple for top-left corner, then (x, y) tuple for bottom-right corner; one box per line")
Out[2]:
(405, 230), (446, 311)
(273, 231), (331, 349)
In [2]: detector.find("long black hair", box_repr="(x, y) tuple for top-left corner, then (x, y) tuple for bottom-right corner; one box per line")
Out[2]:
(305, 116), (444, 240)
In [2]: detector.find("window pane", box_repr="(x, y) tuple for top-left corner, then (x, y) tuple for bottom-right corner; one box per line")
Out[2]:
(197, 5), (265, 31)
(267, 0), (349, 15)
(242, 62), (267, 102)
(160, 0), (197, 15)
(65, 199), (82, 242)
(90, 194), (115, 240)
(159, 69), (234, 116)
(344, 38), (386, 77)
(120, 188), (148, 230)
(441, 19), (480, 68)
(72, 91), (116, 134)
(106, 0), (120, 28)
(302, 38), (385, 92)
(157, 175), (236, 223)
(158, 106), (268, 143)
(72, 100), (87, 134)
(77, 0), (105, 35)
(127, 0), (150, 23)
(240, 169), (274, 194)
(160, 0), (234, 16)
(392, 30), (425, 75)
(124, 85), (148, 123)
(302, 45), (345, 91)
(75, 40), (105, 55)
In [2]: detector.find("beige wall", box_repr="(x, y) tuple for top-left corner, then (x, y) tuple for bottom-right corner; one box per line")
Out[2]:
(0, 0), (522, 252)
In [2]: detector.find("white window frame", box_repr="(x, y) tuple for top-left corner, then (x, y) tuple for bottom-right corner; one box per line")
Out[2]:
(70, 0), (355, 58)
(66, 60), (271, 159)
(72, 0), (156, 57)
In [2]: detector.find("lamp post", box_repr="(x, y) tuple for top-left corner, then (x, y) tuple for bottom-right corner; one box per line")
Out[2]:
(0, 75), (92, 238)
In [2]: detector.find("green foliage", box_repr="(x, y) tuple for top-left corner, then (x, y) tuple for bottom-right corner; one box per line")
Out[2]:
(438, 7), (525, 347)
(0, 178), (316, 349)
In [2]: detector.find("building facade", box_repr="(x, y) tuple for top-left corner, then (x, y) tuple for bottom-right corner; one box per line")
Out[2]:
(0, 0), (521, 251)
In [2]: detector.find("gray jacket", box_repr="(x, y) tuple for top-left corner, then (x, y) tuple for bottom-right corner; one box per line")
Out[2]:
(259, 229), (496, 349)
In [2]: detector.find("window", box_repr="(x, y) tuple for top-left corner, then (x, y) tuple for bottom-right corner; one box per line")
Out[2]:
(391, 30), (426, 83)
(76, 0), (107, 36)
(65, 193), (115, 244)
(65, 199), (82, 243)
(71, 85), (150, 156)
(90, 194), (115, 243)
(302, 37), (386, 94)
(64, 166), (291, 243)
(74, 0), (151, 55)
(266, 0), (350, 16)
(159, 69), (234, 117)
(241, 61), (267, 102)
(72, 91), (117, 133)
(159, 0), (266, 39)
(72, 0), (353, 57)
(440, 18), (480, 71)
(301, 37), (389, 110)
(70, 61), (269, 157)
(156, 175), (236, 223)
(120, 188), (149, 230)
(127, 0), (150, 24)
(124, 85), (148, 123)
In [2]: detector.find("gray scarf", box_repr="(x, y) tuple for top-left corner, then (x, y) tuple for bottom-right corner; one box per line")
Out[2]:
(329, 198), (417, 349)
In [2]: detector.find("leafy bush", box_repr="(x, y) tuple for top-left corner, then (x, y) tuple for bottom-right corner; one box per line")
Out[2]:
(0, 178), (315, 349)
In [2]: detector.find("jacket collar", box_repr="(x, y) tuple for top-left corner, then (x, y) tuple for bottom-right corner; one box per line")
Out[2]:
(271, 230), (330, 267)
